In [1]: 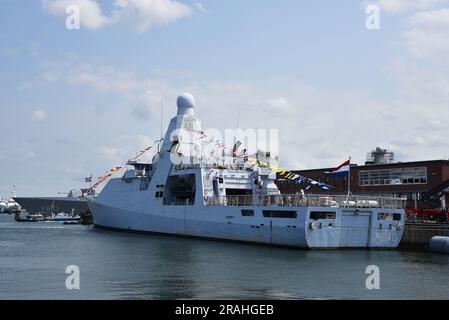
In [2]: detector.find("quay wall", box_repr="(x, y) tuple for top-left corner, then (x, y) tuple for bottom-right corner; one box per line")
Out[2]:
(401, 223), (449, 248)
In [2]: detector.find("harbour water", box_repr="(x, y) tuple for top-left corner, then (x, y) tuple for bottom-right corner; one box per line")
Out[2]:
(0, 215), (448, 300)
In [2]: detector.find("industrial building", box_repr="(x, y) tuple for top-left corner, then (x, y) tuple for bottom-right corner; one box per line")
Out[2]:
(277, 148), (449, 211)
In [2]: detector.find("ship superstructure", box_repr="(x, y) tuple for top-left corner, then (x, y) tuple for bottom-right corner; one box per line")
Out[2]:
(88, 93), (405, 249)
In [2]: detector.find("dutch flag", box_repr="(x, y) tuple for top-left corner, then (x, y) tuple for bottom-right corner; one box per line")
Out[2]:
(325, 160), (350, 177)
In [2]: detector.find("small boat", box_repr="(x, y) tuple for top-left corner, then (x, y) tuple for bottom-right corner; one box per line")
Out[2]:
(53, 212), (82, 222)
(15, 211), (45, 222)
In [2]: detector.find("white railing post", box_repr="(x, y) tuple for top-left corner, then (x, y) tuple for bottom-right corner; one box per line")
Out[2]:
(202, 194), (406, 209)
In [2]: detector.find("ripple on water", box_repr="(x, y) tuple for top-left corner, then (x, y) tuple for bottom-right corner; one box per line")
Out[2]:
(1, 215), (448, 299)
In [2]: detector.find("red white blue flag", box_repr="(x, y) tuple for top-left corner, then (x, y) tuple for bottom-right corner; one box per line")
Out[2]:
(325, 160), (350, 176)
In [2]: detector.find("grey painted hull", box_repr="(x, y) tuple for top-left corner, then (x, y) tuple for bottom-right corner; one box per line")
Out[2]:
(88, 200), (404, 249)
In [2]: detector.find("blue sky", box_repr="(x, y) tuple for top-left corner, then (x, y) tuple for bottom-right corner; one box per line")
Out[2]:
(1, 0), (449, 197)
(2, 1), (396, 89)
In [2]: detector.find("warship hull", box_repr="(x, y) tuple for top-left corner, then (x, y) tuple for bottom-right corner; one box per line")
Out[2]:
(14, 197), (89, 214)
(88, 199), (404, 249)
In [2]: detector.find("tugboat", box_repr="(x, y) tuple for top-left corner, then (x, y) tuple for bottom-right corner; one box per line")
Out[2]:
(87, 93), (406, 249)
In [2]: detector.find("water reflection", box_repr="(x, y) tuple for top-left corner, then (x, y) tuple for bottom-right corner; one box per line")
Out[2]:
(1, 215), (448, 300)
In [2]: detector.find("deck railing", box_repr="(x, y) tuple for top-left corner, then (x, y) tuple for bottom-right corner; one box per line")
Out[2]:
(204, 194), (406, 209)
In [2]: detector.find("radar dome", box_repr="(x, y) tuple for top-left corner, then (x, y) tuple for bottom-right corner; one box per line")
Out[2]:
(177, 93), (195, 116)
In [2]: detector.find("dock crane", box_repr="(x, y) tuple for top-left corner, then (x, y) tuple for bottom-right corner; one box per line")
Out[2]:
(420, 179), (449, 209)
(416, 179), (449, 223)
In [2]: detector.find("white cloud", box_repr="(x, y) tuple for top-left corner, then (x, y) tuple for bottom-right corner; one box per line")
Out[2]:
(96, 146), (120, 160)
(133, 134), (157, 162)
(385, 59), (449, 106)
(404, 28), (449, 59)
(0, 149), (37, 161)
(20, 151), (37, 161)
(367, 3), (449, 162)
(370, 0), (447, 13)
(402, 8), (449, 59)
(194, 82), (394, 168)
(41, 0), (111, 29)
(399, 10), (449, 62)
(365, 0), (449, 64)
(114, 0), (192, 32)
(132, 105), (153, 121)
(137, 89), (163, 110)
(21, 53), (449, 170)
(23, 58), (179, 121)
(64, 165), (85, 175)
(41, 0), (191, 31)
(194, 2), (208, 13)
(96, 134), (157, 165)
(136, 134), (154, 148)
(409, 7), (449, 26)
(63, 62), (172, 120)
(266, 97), (294, 111)
(67, 64), (142, 93)
(31, 110), (48, 122)
(368, 2), (449, 61)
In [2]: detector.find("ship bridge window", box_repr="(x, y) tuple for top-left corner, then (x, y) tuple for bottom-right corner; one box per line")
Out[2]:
(310, 211), (336, 220)
(241, 210), (255, 217)
(155, 191), (164, 198)
(263, 210), (297, 219)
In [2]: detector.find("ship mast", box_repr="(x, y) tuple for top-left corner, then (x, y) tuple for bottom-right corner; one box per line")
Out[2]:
(158, 100), (164, 154)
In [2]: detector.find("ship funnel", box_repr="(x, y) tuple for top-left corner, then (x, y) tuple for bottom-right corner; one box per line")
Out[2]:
(177, 93), (195, 116)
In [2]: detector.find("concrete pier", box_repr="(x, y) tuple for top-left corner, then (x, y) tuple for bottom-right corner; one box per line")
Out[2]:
(401, 223), (449, 248)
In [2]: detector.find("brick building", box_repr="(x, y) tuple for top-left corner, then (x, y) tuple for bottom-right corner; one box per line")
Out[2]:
(277, 159), (449, 210)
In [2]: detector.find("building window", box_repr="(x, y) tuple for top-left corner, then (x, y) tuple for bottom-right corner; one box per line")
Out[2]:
(358, 167), (427, 187)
